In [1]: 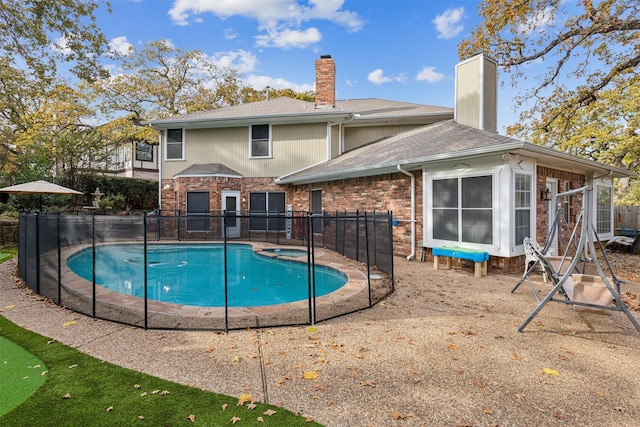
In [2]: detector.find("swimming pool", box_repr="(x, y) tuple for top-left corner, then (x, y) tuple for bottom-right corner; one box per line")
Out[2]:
(66, 244), (347, 307)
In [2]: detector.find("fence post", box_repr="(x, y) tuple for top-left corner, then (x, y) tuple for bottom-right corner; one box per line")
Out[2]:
(35, 212), (40, 294)
(364, 211), (372, 307)
(91, 212), (96, 317)
(143, 212), (148, 330)
(223, 214), (229, 333)
(57, 212), (62, 304)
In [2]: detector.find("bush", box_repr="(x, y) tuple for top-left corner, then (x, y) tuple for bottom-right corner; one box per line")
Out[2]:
(98, 194), (126, 211)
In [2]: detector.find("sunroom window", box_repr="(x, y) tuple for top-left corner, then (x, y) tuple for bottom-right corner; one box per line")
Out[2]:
(432, 175), (493, 245)
(514, 173), (532, 245)
(595, 184), (612, 234)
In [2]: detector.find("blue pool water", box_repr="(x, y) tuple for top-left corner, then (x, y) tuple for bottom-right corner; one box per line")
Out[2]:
(66, 244), (347, 307)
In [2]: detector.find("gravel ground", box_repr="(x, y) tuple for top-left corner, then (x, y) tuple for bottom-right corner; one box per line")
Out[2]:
(1, 251), (639, 427)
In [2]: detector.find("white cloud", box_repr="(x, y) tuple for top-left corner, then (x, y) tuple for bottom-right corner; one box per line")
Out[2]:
(517, 6), (556, 35)
(416, 66), (444, 83)
(51, 35), (73, 55)
(224, 28), (238, 40)
(168, 0), (364, 48)
(245, 74), (313, 93)
(367, 69), (406, 85)
(205, 49), (258, 74)
(255, 27), (321, 49)
(432, 7), (465, 39)
(108, 36), (133, 56)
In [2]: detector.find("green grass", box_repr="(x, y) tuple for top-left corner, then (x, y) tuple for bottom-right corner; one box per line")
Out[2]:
(0, 245), (18, 264)
(0, 316), (322, 426)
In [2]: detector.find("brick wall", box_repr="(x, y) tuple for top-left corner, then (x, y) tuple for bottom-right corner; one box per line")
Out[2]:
(314, 56), (335, 108)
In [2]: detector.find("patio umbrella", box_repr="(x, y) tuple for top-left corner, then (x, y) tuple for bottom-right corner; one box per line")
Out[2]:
(0, 180), (82, 195)
(0, 180), (83, 209)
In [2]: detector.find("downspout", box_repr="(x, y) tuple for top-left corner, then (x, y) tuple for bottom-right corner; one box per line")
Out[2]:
(397, 165), (416, 260)
(156, 129), (162, 210)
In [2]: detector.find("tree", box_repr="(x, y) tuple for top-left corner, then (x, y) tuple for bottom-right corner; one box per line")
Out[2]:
(11, 83), (116, 189)
(93, 40), (249, 122)
(240, 87), (315, 103)
(0, 0), (110, 180)
(0, 0), (109, 83)
(460, 0), (640, 204)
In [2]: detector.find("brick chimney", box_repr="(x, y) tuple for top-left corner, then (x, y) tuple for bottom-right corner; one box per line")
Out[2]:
(454, 53), (497, 133)
(315, 55), (335, 109)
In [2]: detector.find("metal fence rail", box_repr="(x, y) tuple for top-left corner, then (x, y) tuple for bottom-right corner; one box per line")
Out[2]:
(18, 210), (394, 331)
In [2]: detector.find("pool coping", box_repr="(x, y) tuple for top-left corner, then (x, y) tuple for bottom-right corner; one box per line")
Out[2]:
(52, 241), (370, 320)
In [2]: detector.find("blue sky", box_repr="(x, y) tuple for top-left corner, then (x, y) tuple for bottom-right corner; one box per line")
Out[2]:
(94, 0), (521, 133)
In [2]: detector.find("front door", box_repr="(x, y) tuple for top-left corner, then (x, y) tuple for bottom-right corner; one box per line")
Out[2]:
(186, 191), (210, 232)
(221, 191), (241, 238)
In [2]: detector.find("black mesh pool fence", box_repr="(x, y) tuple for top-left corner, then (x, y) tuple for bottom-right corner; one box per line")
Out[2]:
(18, 210), (394, 331)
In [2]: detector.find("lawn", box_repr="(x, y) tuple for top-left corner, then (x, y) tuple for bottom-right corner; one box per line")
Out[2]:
(0, 245), (18, 264)
(0, 315), (322, 426)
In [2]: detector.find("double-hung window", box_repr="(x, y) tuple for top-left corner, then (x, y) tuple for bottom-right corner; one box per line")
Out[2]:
(514, 173), (532, 245)
(432, 175), (493, 245)
(165, 129), (184, 160)
(595, 183), (612, 234)
(250, 124), (271, 158)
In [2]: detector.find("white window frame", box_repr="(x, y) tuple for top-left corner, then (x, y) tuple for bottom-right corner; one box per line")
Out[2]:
(249, 124), (272, 159)
(164, 128), (185, 161)
(594, 182), (613, 237)
(513, 171), (534, 247)
(428, 172), (496, 249)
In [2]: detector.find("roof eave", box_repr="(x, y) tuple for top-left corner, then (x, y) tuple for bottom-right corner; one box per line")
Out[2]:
(149, 110), (354, 130)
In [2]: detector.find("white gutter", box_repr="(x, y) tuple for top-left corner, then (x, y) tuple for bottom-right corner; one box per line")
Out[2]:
(396, 165), (416, 261)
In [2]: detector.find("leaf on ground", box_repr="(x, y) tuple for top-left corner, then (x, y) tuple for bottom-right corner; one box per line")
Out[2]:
(138, 415), (144, 420)
(4, 304), (16, 309)
(151, 389), (160, 395)
(594, 391), (605, 397)
(232, 355), (241, 362)
(263, 409), (277, 416)
(160, 390), (170, 395)
(106, 406), (113, 412)
(449, 344), (458, 351)
(457, 422), (472, 427)
(542, 367), (560, 376)
(307, 326), (317, 332)
(238, 393), (252, 406)
(303, 371), (317, 380)
(68, 364), (78, 369)
(187, 414), (195, 423)
(305, 417), (314, 422)
(389, 411), (407, 420)
(134, 384), (141, 389)
(257, 416), (264, 422)
(483, 408), (493, 415)
(62, 393), (71, 399)
(231, 416), (241, 424)
(63, 320), (77, 327)
(222, 403), (229, 411)
(359, 381), (376, 387)
(140, 392), (147, 397)
(475, 381), (484, 388)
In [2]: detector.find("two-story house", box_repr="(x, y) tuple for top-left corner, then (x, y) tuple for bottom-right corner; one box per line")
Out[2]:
(149, 54), (631, 273)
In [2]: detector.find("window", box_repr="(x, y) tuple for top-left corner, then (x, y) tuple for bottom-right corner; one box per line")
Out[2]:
(250, 124), (271, 158)
(563, 182), (570, 223)
(249, 192), (285, 230)
(514, 174), (532, 245)
(136, 142), (153, 162)
(165, 129), (184, 160)
(595, 184), (612, 234)
(432, 175), (493, 245)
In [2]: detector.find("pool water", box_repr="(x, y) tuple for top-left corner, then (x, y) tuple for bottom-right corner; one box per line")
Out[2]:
(66, 244), (347, 307)
(262, 248), (307, 258)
